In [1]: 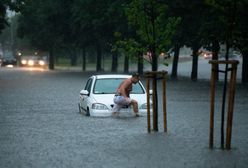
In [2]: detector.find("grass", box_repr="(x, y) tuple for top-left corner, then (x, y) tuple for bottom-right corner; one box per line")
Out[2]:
(54, 55), (192, 72)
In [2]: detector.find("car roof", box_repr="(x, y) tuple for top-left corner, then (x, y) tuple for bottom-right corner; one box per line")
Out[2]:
(93, 74), (131, 79)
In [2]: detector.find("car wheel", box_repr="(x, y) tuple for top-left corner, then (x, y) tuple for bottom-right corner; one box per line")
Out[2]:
(86, 108), (90, 116)
(78, 103), (82, 113)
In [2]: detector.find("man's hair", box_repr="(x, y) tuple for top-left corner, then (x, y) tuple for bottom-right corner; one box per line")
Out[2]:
(132, 73), (140, 78)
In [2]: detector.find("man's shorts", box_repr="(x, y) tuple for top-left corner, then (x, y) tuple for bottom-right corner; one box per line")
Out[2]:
(112, 96), (132, 113)
(113, 96), (131, 106)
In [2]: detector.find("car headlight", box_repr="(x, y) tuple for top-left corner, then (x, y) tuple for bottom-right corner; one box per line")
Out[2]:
(21, 60), (27, 65)
(140, 103), (153, 109)
(28, 60), (34, 66)
(39, 60), (45, 66)
(92, 103), (108, 110)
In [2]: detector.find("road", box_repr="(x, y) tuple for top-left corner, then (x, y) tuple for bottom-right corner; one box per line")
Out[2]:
(158, 56), (243, 81)
(0, 66), (248, 168)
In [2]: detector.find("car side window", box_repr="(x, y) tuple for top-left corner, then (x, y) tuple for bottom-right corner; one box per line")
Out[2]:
(85, 78), (93, 93)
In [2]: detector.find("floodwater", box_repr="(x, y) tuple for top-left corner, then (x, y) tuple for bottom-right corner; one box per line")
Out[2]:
(0, 67), (248, 168)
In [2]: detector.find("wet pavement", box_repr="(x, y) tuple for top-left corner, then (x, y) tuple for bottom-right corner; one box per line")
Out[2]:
(0, 67), (248, 168)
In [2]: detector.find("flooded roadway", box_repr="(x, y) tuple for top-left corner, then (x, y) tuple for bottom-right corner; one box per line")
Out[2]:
(0, 67), (248, 168)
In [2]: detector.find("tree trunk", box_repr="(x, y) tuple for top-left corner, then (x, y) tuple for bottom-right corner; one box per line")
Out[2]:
(124, 55), (129, 73)
(171, 44), (180, 79)
(111, 51), (118, 72)
(191, 45), (199, 81)
(96, 43), (102, 72)
(70, 50), (77, 66)
(49, 48), (55, 70)
(137, 52), (144, 75)
(212, 40), (220, 81)
(151, 49), (157, 71)
(242, 52), (248, 83)
(82, 48), (86, 71)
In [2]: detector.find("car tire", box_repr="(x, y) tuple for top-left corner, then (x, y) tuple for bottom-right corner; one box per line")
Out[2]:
(86, 108), (90, 116)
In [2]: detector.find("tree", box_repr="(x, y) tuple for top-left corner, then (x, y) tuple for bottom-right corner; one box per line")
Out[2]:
(235, 0), (248, 83)
(18, 0), (74, 70)
(165, 0), (185, 79)
(113, 35), (145, 73)
(0, 1), (8, 34)
(0, 0), (21, 34)
(203, 0), (248, 83)
(161, 0), (206, 81)
(72, 0), (129, 72)
(108, 0), (132, 72)
(198, 0), (225, 81)
(181, 0), (207, 81)
(124, 0), (179, 71)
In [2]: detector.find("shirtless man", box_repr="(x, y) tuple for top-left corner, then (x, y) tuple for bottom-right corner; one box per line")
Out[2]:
(112, 73), (140, 117)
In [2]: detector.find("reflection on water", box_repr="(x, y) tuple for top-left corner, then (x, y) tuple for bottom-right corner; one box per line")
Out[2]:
(5, 65), (14, 68)
(26, 67), (47, 72)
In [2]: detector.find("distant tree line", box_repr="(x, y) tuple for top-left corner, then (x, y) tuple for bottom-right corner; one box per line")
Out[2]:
(1, 0), (248, 83)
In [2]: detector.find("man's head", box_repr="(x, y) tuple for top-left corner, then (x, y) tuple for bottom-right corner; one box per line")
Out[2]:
(131, 73), (140, 84)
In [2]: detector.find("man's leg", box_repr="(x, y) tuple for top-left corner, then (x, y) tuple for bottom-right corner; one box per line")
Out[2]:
(112, 104), (121, 116)
(112, 96), (124, 116)
(130, 99), (139, 116)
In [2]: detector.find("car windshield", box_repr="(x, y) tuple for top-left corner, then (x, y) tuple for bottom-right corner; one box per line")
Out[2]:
(93, 78), (145, 94)
(22, 56), (43, 60)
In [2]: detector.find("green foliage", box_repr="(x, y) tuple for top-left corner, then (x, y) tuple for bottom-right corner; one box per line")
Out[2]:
(125, 0), (170, 48)
(114, 0), (180, 69)
(157, 17), (181, 53)
(17, 0), (74, 50)
(5, 0), (248, 79)
(114, 36), (145, 62)
(72, 0), (129, 48)
(0, 9), (8, 33)
(235, 0), (248, 52)
(0, 0), (23, 33)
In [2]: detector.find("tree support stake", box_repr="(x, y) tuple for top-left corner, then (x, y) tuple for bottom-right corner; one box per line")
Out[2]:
(145, 71), (167, 133)
(209, 60), (239, 150)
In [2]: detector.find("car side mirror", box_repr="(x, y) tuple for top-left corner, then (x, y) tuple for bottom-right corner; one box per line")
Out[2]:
(80, 90), (89, 96)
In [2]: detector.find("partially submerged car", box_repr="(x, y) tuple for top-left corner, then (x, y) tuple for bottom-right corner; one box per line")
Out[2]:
(78, 74), (151, 117)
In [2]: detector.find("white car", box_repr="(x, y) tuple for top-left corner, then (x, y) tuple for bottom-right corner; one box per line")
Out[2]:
(78, 74), (150, 117)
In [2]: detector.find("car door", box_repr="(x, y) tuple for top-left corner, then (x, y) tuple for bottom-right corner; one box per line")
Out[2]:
(80, 77), (93, 111)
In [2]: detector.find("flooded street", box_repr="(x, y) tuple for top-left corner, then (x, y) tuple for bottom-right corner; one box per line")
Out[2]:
(0, 67), (248, 168)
